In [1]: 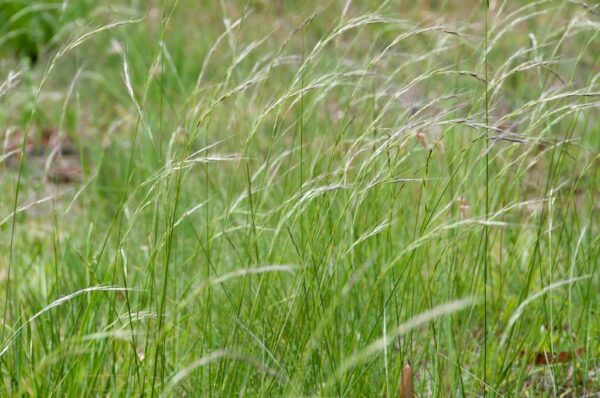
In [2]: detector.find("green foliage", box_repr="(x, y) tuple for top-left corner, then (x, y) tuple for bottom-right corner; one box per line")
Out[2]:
(0, 0), (93, 62)
(0, 0), (599, 396)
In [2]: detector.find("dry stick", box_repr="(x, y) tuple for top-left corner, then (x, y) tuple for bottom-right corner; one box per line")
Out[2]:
(399, 361), (414, 398)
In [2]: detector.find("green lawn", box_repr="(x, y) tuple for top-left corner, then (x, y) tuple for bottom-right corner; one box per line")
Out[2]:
(1, 0), (599, 396)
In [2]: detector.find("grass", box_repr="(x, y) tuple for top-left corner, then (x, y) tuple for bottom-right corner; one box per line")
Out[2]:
(1, 0), (599, 396)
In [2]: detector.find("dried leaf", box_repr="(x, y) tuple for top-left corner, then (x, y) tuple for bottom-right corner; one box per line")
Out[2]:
(399, 361), (413, 398)
(521, 347), (584, 366)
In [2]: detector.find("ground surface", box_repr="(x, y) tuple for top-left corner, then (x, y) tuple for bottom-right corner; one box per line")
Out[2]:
(1, 0), (599, 396)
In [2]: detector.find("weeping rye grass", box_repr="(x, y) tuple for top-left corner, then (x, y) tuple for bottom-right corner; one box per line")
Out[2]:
(0, 0), (599, 396)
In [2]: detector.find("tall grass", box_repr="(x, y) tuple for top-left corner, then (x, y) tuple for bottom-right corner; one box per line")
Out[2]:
(0, 0), (599, 396)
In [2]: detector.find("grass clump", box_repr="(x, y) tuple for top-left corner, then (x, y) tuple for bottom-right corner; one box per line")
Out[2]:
(0, 0), (599, 396)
